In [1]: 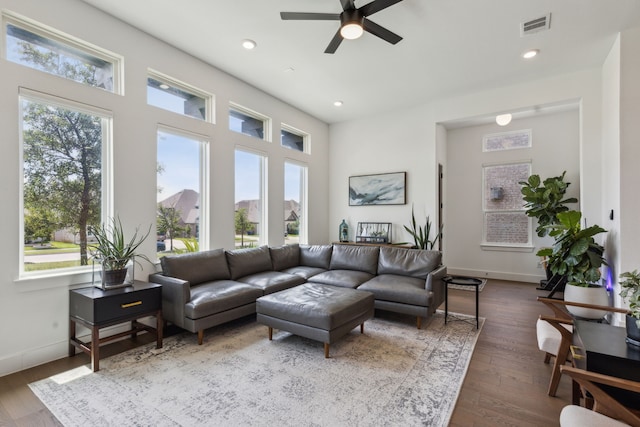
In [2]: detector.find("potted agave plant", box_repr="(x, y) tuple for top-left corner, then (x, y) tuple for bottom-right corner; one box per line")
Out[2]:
(403, 205), (442, 250)
(619, 270), (640, 346)
(88, 217), (151, 289)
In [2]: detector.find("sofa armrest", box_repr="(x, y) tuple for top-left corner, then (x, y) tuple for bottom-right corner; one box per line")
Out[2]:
(148, 273), (190, 328)
(425, 265), (447, 308)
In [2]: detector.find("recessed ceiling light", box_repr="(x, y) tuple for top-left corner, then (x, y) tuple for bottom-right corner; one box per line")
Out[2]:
(242, 39), (257, 50)
(334, 101), (344, 107)
(496, 113), (512, 126)
(522, 49), (539, 59)
(159, 83), (170, 90)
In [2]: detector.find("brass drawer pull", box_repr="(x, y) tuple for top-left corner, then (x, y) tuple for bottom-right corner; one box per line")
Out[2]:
(570, 345), (584, 360)
(121, 301), (143, 309)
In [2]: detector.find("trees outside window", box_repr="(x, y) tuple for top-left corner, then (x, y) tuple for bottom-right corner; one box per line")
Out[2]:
(21, 95), (108, 272)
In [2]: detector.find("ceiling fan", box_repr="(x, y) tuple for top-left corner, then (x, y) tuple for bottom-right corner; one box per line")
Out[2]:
(280, 0), (404, 54)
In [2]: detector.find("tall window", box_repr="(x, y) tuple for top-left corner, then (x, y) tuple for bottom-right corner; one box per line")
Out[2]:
(235, 150), (266, 248)
(157, 128), (207, 254)
(284, 162), (307, 244)
(20, 92), (111, 274)
(147, 70), (212, 122)
(4, 13), (122, 93)
(482, 162), (532, 247)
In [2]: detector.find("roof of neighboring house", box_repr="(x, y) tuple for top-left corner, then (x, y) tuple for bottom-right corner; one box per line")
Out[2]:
(158, 189), (199, 225)
(234, 199), (300, 224)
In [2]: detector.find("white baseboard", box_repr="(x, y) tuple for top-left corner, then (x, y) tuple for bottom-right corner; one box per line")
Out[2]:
(446, 267), (544, 284)
(0, 317), (157, 377)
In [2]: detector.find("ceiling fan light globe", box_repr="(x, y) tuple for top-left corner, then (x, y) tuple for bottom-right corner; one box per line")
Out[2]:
(340, 23), (364, 40)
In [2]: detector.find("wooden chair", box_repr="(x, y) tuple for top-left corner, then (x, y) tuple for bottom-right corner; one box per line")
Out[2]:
(559, 365), (640, 427)
(536, 297), (630, 397)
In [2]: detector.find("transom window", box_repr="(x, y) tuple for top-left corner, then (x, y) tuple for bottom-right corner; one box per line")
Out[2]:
(147, 70), (212, 122)
(281, 124), (308, 153)
(4, 12), (122, 93)
(229, 104), (270, 141)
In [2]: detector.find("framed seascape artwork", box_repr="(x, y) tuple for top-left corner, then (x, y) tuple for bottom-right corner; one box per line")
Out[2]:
(349, 172), (406, 206)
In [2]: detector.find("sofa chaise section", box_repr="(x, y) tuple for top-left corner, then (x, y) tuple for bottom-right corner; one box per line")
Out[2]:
(357, 247), (446, 329)
(149, 249), (262, 344)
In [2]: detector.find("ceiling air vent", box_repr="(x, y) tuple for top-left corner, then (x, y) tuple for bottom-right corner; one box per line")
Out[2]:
(521, 14), (551, 36)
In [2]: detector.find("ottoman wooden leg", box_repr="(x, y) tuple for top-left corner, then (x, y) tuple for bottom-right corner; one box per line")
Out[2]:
(324, 343), (330, 358)
(360, 323), (364, 334)
(268, 327), (273, 341)
(197, 330), (204, 345)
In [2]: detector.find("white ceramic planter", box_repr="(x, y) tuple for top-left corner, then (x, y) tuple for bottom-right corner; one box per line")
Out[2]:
(564, 283), (610, 319)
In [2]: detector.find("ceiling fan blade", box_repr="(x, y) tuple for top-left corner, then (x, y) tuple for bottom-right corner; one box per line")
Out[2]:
(359, 0), (404, 17)
(324, 29), (344, 54)
(340, 0), (356, 11)
(280, 12), (340, 20)
(363, 18), (402, 44)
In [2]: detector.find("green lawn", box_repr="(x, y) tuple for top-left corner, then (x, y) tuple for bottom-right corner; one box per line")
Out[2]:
(24, 260), (82, 271)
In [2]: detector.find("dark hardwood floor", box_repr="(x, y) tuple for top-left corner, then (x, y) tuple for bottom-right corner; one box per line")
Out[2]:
(0, 279), (570, 426)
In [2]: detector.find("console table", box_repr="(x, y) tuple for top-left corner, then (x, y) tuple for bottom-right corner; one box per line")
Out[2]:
(572, 320), (640, 409)
(69, 281), (162, 371)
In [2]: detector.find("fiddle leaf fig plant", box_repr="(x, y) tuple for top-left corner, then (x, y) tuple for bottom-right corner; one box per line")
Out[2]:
(619, 270), (640, 326)
(536, 210), (607, 287)
(519, 171), (578, 237)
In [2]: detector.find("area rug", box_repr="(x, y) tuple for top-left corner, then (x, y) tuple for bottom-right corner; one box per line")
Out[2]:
(30, 311), (483, 427)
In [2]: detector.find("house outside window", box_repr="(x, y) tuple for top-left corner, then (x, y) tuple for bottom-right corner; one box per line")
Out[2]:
(235, 149), (266, 248)
(284, 161), (307, 244)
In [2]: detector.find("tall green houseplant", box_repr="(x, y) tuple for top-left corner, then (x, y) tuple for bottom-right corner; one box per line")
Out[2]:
(519, 171), (577, 237)
(404, 206), (442, 250)
(536, 210), (607, 286)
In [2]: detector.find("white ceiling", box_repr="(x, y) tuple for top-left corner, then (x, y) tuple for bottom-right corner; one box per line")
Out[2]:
(79, 0), (640, 124)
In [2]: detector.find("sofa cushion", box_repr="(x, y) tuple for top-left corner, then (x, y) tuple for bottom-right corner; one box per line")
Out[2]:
(307, 269), (374, 289)
(377, 247), (442, 279)
(269, 244), (300, 271)
(160, 248), (231, 286)
(281, 265), (327, 280)
(226, 245), (273, 280)
(237, 271), (306, 295)
(185, 280), (263, 319)
(299, 244), (333, 269)
(358, 274), (432, 307)
(330, 244), (379, 275)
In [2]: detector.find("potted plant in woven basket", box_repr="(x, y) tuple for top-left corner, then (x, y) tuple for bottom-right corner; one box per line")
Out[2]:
(619, 270), (640, 346)
(89, 216), (151, 289)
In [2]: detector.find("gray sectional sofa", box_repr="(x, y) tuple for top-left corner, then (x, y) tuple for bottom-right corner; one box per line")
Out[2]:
(149, 243), (446, 344)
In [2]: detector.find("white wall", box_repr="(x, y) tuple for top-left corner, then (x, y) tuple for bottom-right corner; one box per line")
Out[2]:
(0, 0), (329, 376)
(329, 69), (603, 282)
(446, 110), (580, 282)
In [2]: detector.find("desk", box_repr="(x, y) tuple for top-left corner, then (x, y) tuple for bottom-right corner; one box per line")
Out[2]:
(69, 281), (162, 371)
(443, 276), (481, 329)
(573, 320), (640, 409)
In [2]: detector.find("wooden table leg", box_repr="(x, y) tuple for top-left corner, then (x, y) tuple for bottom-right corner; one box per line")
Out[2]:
(91, 326), (100, 372)
(69, 319), (76, 357)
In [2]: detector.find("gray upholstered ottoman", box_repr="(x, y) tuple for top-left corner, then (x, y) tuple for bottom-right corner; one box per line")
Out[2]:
(256, 283), (375, 358)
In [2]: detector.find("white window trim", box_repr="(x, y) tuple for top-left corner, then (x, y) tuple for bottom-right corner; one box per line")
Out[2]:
(18, 87), (114, 280)
(281, 123), (310, 154)
(481, 160), (532, 250)
(148, 69), (215, 123)
(229, 102), (272, 142)
(157, 124), (211, 251)
(284, 159), (308, 244)
(3, 10), (124, 95)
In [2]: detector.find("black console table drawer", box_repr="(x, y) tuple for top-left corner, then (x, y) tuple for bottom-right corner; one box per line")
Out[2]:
(70, 281), (161, 325)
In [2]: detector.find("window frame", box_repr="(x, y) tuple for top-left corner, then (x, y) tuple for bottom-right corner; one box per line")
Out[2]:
(281, 123), (309, 154)
(156, 125), (210, 253)
(147, 69), (214, 123)
(229, 103), (271, 142)
(481, 160), (533, 251)
(3, 11), (124, 94)
(234, 147), (268, 247)
(284, 160), (308, 245)
(18, 88), (114, 278)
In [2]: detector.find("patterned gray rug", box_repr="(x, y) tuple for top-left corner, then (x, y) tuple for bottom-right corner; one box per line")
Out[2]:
(30, 311), (483, 427)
